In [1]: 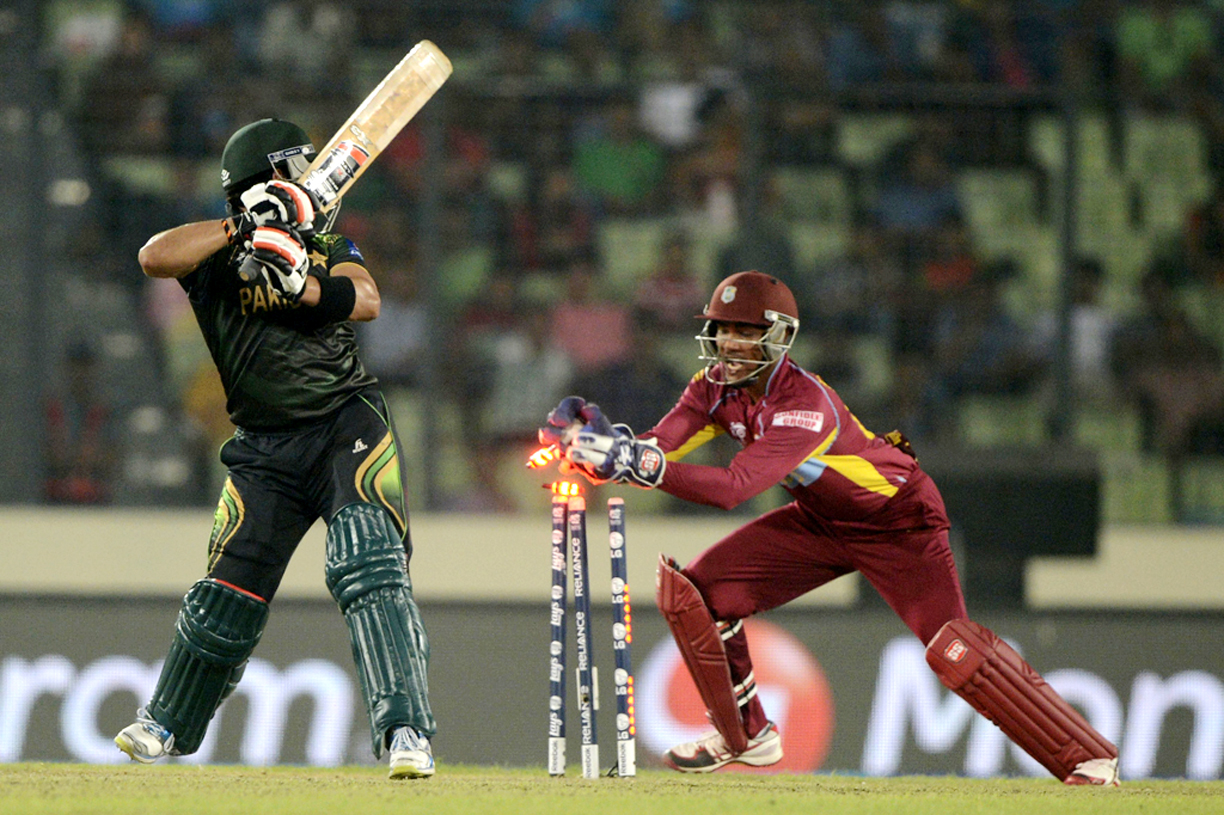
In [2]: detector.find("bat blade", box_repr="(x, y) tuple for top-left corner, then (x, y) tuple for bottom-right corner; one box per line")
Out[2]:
(301, 40), (452, 211)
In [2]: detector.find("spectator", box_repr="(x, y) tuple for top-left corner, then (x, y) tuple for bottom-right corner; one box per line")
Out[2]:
(1111, 270), (1224, 454)
(738, 1), (827, 89)
(44, 341), (118, 504)
(632, 230), (704, 334)
(825, 5), (902, 89)
(513, 0), (614, 51)
(384, 91), (500, 245)
(357, 226), (428, 389)
(932, 260), (1047, 402)
(508, 166), (596, 274)
(765, 93), (838, 168)
(871, 137), (964, 271)
(1033, 258), (1120, 403)
(920, 215), (981, 295)
(258, 0), (355, 96)
(806, 220), (903, 338)
(73, 8), (170, 157)
(570, 312), (688, 437)
(714, 179), (799, 286)
(473, 294), (575, 512)
(943, 1), (1062, 87)
(637, 18), (735, 151)
(571, 95), (668, 217)
(1115, 0), (1214, 111)
(1182, 189), (1224, 287)
(673, 89), (747, 235)
(550, 259), (633, 373)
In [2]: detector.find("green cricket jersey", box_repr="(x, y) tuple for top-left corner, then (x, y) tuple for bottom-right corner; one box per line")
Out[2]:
(180, 232), (377, 430)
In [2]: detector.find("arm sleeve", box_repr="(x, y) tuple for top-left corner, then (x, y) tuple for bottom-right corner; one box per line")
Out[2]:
(659, 426), (822, 510)
(642, 377), (722, 459)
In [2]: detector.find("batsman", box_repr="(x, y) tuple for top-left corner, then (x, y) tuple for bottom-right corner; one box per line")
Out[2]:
(540, 270), (1120, 784)
(113, 119), (436, 779)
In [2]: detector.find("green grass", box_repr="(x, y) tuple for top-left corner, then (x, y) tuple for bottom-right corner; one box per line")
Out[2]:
(2, 764), (1223, 815)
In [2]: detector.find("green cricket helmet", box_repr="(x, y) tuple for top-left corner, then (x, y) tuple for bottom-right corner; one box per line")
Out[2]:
(221, 119), (315, 194)
(221, 118), (340, 230)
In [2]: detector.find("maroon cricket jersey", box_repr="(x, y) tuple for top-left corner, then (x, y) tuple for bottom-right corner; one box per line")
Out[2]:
(646, 356), (920, 522)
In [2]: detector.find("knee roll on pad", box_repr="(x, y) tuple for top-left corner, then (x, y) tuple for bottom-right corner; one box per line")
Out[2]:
(148, 579), (269, 755)
(655, 554), (749, 754)
(326, 503), (435, 757)
(926, 618), (1118, 781)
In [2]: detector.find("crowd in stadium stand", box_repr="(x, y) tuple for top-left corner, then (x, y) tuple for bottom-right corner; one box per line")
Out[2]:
(41, 0), (1224, 514)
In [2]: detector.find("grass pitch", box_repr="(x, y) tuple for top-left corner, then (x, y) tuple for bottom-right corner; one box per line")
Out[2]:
(3, 763), (1223, 815)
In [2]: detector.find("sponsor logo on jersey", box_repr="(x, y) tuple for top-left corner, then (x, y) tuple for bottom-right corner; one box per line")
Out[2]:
(352, 439), (368, 453)
(772, 410), (825, 432)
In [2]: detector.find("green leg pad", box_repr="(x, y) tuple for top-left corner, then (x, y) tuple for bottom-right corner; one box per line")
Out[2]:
(326, 502), (436, 758)
(148, 579), (269, 754)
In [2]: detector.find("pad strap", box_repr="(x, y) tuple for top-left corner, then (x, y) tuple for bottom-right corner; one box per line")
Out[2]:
(655, 554), (749, 754)
(326, 502), (435, 757)
(926, 619), (1118, 780)
(147, 579), (269, 755)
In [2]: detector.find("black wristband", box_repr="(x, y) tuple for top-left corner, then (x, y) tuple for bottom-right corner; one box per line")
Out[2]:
(224, 212), (256, 244)
(309, 273), (357, 325)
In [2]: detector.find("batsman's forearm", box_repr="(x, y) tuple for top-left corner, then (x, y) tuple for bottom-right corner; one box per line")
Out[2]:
(139, 219), (232, 279)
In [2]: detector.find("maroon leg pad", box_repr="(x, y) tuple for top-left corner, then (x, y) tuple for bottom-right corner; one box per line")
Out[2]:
(926, 619), (1118, 780)
(656, 554), (749, 754)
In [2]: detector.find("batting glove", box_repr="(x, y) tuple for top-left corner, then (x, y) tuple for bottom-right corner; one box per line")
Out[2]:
(249, 222), (310, 302)
(240, 180), (316, 238)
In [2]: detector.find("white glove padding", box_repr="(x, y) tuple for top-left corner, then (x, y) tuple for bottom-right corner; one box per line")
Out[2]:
(240, 180), (316, 236)
(250, 223), (309, 301)
(567, 426), (666, 489)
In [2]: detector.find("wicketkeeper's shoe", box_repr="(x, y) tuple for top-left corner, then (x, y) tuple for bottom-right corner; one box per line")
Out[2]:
(388, 726), (435, 779)
(114, 708), (175, 764)
(664, 721), (782, 773)
(1064, 756), (1120, 787)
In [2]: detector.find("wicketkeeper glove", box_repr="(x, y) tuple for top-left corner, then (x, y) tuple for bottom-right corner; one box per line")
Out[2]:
(539, 396), (613, 448)
(248, 222), (310, 302)
(567, 424), (667, 489)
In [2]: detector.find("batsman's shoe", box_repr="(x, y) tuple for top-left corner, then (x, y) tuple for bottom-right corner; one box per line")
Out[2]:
(1064, 756), (1120, 787)
(388, 726), (435, 779)
(114, 708), (175, 764)
(664, 721), (782, 773)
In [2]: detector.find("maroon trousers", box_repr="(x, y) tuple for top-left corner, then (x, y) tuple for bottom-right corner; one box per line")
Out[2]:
(683, 470), (968, 735)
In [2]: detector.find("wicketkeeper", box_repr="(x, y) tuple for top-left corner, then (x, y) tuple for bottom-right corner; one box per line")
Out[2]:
(113, 119), (436, 779)
(540, 270), (1119, 784)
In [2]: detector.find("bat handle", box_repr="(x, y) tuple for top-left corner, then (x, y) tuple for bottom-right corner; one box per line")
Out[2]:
(238, 252), (262, 284)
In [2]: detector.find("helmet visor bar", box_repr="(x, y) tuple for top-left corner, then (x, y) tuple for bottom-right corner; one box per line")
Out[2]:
(695, 311), (798, 386)
(267, 143), (316, 182)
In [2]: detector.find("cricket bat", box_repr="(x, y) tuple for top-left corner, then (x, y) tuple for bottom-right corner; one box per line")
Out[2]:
(239, 40), (452, 282)
(299, 40), (453, 212)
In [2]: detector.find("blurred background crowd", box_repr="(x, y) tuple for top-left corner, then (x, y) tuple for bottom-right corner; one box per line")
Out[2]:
(15, 0), (1224, 521)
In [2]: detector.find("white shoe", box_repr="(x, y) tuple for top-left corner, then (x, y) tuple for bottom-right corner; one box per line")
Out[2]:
(114, 708), (175, 764)
(388, 726), (435, 779)
(664, 722), (782, 773)
(1064, 756), (1120, 786)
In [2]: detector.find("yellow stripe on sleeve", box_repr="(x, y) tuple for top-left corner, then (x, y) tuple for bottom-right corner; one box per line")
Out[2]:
(665, 424), (725, 462)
